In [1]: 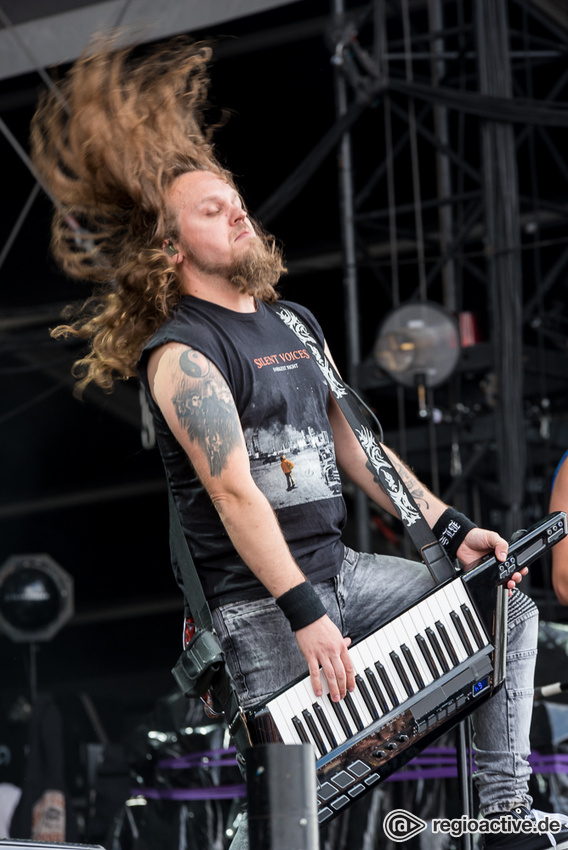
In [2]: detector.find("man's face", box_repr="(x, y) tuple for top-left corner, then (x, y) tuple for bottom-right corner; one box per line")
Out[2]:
(167, 170), (256, 276)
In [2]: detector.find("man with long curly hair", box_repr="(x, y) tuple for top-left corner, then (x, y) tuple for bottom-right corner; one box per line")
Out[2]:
(31, 34), (568, 850)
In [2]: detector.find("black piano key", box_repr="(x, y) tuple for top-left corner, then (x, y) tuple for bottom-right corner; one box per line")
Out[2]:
(344, 692), (365, 731)
(375, 661), (399, 707)
(292, 715), (311, 744)
(435, 620), (459, 666)
(389, 651), (414, 697)
(302, 709), (327, 756)
(450, 610), (474, 656)
(401, 643), (425, 689)
(313, 703), (338, 749)
(364, 668), (389, 714)
(461, 603), (485, 650)
(328, 694), (353, 738)
(426, 626), (450, 673)
(415, 634), (440, 679)
(355, 674), (379, 721)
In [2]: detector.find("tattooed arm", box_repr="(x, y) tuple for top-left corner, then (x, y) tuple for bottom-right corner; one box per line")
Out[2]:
(148, 342), (304, 594)
(325, 345), (512, 573)
(147, 342), (355, 701)
(327, 391), (447, 525)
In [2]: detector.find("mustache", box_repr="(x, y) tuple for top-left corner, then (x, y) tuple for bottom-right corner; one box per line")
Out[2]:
(233, 224), (251, 241)
(229, 238), (285, 304)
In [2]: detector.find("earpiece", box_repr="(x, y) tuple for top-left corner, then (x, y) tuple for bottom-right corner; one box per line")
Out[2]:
(165, 241), (178, 257)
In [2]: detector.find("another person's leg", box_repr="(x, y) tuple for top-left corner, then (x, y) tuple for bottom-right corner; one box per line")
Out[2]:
(472, 590), (538, 816)
(472, 591), (568, 848)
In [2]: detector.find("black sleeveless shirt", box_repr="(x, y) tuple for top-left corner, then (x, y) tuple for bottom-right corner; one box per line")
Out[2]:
(137, 296), (346, 609)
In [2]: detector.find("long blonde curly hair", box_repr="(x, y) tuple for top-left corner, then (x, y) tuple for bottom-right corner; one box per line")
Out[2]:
(30, 34), (281, 393)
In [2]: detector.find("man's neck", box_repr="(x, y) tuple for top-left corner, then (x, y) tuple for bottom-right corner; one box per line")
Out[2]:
(180, 274), (256, 313)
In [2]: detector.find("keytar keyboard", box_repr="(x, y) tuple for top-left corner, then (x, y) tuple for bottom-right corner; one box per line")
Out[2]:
(244, 512), (567, 825)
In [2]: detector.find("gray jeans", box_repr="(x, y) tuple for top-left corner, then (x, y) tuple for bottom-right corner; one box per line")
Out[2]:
(213, 547), (538, 846)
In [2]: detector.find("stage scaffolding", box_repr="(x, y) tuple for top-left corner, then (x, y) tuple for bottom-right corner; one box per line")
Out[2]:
(299, 0), (568, 589)
(0, 0), (567, 611)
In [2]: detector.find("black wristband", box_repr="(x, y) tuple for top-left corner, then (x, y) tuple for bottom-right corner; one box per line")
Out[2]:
(276, 582), (326, 632)
(432, 508), (477, 559)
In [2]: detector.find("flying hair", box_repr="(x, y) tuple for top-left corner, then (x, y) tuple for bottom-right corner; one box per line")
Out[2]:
(30, 32), (268, 393)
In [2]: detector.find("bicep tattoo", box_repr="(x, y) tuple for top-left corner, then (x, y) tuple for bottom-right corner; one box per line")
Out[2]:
(172, 349), (242, 477)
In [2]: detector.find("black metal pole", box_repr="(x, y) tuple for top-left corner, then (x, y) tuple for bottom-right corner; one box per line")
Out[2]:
(331, 0), (371, 553)
(474, 0), (526, 540)
(246, 743), (319, 850)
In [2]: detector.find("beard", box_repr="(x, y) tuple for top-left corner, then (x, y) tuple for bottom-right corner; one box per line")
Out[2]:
(228, 234), (286, 304)
(180, 229), (286, 304)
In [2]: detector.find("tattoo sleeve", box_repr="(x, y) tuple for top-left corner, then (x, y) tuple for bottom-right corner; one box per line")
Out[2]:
(171, 349), (242, 477)
(367, 453), (431, 512)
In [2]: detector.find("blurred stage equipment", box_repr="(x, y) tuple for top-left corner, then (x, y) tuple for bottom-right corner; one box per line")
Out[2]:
(528, 623), (568, 820)
(373, 301), (461, 415)
(0, 842), (104, 849)
(0, 554), (74, 643)
(246, 743), (318, 850)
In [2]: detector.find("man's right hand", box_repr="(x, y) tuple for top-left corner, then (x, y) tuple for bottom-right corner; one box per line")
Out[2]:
(295, 615), (355, 702)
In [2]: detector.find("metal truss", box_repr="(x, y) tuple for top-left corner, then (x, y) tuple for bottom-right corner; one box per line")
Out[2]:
(1, 0), (567, 608)
(313, 0), (568, 575)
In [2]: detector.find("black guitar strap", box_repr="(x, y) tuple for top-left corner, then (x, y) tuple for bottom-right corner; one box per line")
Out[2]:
(271, 303), (455, 584)
(167, 483), (250, 755)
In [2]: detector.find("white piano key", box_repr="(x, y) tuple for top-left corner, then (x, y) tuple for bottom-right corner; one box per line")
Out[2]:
(343, 644), (381, 726)
(362, 664), (390, 713)
(310, 681), (348, 745)
(459, 597), (488, 650)
(420, 603), (455, 670)
(358, 626), (404, 707)
(268, 690), (305, 745)
(327, 692), (356, 739)
(390, 605), (434, 689)
(278, 687), (319, 746)
(440, 585), (474, 662)
(351, 632), (382, 679)
(411, 591), (451, 672)
(401, 604), (437, 686)
(350, 635), (398, 712)
(453, 582), (486, 640)
(312, 675), (353, 745)
(445, 584), (476, 655)
(283, 690), (317, 747)
(380, 620), (415, 697)
(452, 583), (487, 649)
(386, 626), (422, 693)
(421, 589), (466, 666)
(373, 639), (407, 706)
(293, 677), (347, 746)
(349, 626), (401, 708)
(354, 672), (381, 722)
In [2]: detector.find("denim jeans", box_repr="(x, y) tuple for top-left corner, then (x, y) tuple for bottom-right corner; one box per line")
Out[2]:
(213, 547), (538, 849)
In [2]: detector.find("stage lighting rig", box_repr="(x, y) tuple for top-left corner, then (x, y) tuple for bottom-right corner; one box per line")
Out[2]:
(0, 554), (74, 643)
(373, 301), (461, 417)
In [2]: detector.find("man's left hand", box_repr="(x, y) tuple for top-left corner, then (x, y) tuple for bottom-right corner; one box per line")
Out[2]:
(457, 527), (529, 591)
